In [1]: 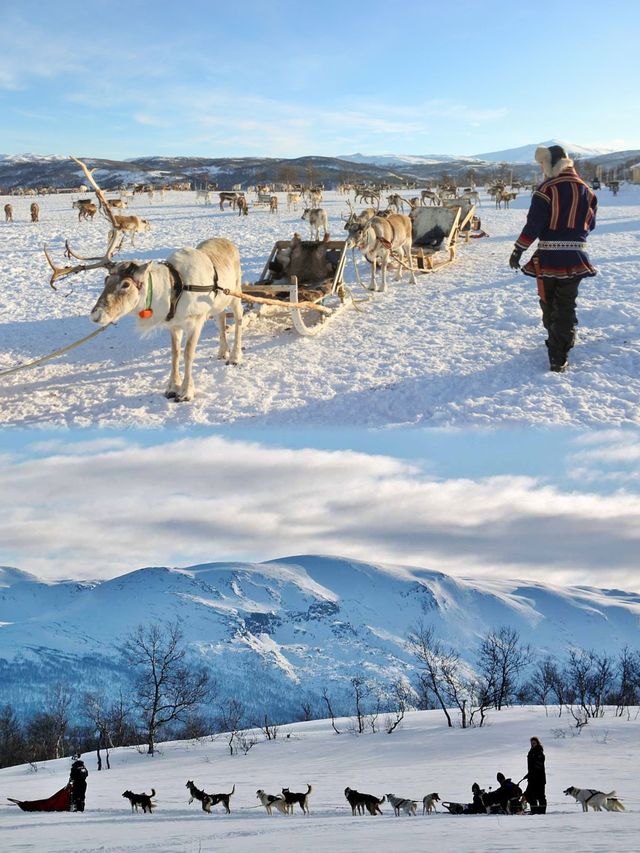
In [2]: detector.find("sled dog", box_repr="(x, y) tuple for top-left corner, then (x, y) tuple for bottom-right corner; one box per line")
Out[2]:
(122, 788), (156, 813)
(281, 784), (312, 814)
(387, 793), (418, 816)
(563, 786), (625, 812)
(186, 780), (213, 813)
(256, 789), (289, 815)
(344, 787), (385, 815)
(422, 792), (440, 814)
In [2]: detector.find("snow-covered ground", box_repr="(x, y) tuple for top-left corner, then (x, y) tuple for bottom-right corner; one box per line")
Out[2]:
(1, 186), (639, 427)
(1, 707), (638, 852)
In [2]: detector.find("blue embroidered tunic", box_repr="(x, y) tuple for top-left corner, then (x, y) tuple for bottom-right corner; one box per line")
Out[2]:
(515, 168), (598, 280)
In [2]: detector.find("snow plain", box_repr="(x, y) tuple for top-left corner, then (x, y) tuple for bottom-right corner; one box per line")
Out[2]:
(1, 707), (638, 853)
(1, 185), (639, 428)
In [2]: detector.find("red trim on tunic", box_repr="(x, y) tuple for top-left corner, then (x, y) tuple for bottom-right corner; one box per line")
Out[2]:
(549, 186), (560, 230)
(522, 259), (596, 279)
(584, 207), (595, 231)
(568, 182), (579, 229)
(516, 234), (535, 249)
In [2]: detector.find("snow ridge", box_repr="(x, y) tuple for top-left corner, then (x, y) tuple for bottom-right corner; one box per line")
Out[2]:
(1, 555), (639, 719)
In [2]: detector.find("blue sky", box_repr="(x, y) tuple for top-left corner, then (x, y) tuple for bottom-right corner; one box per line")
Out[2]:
(1, 0), (639, 159)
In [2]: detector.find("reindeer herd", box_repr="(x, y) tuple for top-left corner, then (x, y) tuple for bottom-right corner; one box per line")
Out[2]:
(5, 157), (520, 405)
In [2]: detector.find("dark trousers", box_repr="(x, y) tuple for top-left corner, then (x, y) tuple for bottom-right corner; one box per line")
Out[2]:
(71, 784), (87, 812)
(539, 277), (580, 363)
(526, 784), (546, 810)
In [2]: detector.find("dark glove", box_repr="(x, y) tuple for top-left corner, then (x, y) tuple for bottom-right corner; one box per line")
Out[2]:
(509, 246), (523, 270)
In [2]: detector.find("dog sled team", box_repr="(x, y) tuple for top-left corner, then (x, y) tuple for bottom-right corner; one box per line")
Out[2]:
(7, 738), (626, 819)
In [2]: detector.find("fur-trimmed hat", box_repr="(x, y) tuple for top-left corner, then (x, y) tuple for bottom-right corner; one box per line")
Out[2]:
(535, 144), (574, 178)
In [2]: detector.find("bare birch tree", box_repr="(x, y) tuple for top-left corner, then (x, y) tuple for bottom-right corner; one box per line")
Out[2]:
(122, 621), (211, 755)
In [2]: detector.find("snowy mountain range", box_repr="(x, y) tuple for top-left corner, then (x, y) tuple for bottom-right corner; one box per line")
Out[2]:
(2, 556), (639, 720)
(470, 139), (615, 163)
(0, 141), (634, 190)
(341, 140), (616, 167)
(339, 152), (466, 166)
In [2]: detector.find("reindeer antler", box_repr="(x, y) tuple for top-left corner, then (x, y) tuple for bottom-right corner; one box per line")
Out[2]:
(43, 157), (124, 288)
(70, 156), (120, 229)
(44, 237), (118, 289)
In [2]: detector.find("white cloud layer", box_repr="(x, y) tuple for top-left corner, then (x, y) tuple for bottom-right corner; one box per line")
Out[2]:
(1, 436), (639, 590)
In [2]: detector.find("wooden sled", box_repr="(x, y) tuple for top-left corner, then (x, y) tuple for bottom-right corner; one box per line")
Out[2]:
(254, 193), (273, 206)
(8, 785), (72, 812)
(410, 200), (477, 271)
(243, 238), (349, 337)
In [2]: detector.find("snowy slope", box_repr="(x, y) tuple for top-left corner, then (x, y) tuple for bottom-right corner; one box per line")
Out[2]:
(2, 555), (640, 718)
(339, 152), (462, 166)
(1, 185), (639, 427)
(0, 707), (638, 853)
(472, 140), (614, 163)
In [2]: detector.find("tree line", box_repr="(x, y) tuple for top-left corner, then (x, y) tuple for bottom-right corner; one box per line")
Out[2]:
(2, 620), (640, 770)
(407, 622), (640, 729)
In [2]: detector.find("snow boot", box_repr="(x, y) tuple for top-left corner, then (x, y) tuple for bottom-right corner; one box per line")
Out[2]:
(548, 349), (568, 373)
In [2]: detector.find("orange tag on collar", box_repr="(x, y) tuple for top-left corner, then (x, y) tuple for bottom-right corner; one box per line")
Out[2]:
(138, 308), (154, 319)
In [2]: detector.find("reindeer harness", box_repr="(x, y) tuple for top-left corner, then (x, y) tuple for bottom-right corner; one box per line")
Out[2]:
(160, 261), (221, 321)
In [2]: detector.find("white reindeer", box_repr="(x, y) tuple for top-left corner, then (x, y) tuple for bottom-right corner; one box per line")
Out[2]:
(90, 238), (243, 402)
(301, 207), (328, 240)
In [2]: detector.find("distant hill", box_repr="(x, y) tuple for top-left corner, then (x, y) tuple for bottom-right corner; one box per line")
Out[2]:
(339, 152), (463, 166)
(0, 141), (634, 191)
(1, 555), (639, 722)
(471, 139), (615, 163)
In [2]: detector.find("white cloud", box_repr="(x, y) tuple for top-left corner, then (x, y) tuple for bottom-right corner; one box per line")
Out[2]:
(568, 431), (640, 485)
(0, 436), (638, 589)
(133, 114), (169, 128)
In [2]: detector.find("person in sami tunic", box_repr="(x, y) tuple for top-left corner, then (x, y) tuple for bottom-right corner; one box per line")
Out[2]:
(508, 144), (598, 372)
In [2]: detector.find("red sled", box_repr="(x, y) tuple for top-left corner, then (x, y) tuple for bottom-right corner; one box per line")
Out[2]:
(8, 785), (72, 812)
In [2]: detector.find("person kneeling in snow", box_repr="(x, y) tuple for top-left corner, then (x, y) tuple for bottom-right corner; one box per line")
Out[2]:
(482, 772), (523, 813)
(508, 144), (598, 373)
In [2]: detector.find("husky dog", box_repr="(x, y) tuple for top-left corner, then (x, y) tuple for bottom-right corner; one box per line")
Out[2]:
(186, 780), (234, 813)
(206, 784), (235, 813)
(256, 789), (289, 815)
(422, 792), (440, 814)
(122, 788), (156, 813)
(186, 780), (213, 813)
(387, 793), (418, 816)
(344, 787), (365, 815)
(344, 787), (385, 815)
(281, 784), (312, 814)
(563, 786), (625, 812)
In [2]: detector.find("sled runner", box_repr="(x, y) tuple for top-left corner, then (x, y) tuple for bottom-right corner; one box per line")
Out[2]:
(8, 785), (72, 812)
(242, 236), (350, 336)
(442, 798), (523, 815)
(442, 800), (466, 814)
